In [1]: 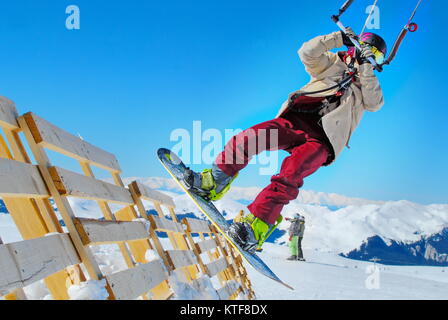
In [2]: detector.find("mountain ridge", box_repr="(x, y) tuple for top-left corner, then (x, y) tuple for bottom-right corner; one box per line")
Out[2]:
(2, 176), (447, 266)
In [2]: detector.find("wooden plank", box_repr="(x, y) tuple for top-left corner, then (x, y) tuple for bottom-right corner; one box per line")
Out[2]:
(0, 158), (49, 198)
(4, 288), (28, 300)
(79, 162), (142, 271)
(0, 129), (82, 299)
(0, 246), (20, 296)
(18, 116), (104, 281)
(130, 181), (175, 208)
(214, 237), (246, 291)
(149, 215), (184, 234)
(154, 204), (197, 281)
(2, 127), (31, 163)
(106, 260), (168, 300)
(166, 250), (198, 269)
(33, 198), (65, 234)
(183, 218), (211, 234)
(49, 166), (133, 205)
(106, 174), (155, 266)
(196, 239), (218, 254)
(153, 205), (187, 259)
(205, 258), (228, 277)
(4, 198), (50, 238)
(0, 97), (19, 130)
(114, 207), (153, 264)
(217, 281), (241, 300)
(150, 281), (174, 300)
(22, 112), (121, 172)
(75, 162), (137, 270)
(74, 218), (149, 246)
(0, 234), (80, 295)
(128, 182), (173, 269)
(0, 134), (13, 159)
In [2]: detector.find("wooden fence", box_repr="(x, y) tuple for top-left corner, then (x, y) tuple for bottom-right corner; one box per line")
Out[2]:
(0, 96), (255, 300)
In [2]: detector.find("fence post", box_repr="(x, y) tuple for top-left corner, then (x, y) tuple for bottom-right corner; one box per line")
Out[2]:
(0, 98), (85, 299)
(17, 114), (104, 281)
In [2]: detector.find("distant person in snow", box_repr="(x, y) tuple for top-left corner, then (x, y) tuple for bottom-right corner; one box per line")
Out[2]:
(234, 210), (245, 223)
(286, 214), (306, 261)
(182, 28), (386, 253)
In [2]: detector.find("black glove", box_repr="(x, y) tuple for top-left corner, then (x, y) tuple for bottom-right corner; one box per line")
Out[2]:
(341, 27), (357, 47)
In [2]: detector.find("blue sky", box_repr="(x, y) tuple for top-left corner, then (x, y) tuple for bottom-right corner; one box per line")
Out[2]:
(0, 0), (445, 204)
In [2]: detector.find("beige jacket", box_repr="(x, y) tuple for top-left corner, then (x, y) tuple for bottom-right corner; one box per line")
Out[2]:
(276, 31), (384, 163)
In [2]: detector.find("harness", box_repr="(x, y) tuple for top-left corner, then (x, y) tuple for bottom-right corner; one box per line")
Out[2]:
(288, 58), (358, 115)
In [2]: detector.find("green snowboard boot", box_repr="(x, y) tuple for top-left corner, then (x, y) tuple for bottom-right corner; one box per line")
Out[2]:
(228, 213), (283, 254)
(182, 164), (237, 201)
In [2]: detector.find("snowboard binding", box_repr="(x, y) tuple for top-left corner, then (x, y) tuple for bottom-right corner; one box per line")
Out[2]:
(182, 167), (237, 202)
(228, 214), (283, 254)
(158, 148), (294, 290)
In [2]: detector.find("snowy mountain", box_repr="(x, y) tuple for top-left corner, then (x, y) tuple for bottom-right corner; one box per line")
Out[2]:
(344, 228), (448, 266)
(247, 244), (448, 300)
(1, 177), (448, 299)
(123, 176), (385, 208)
(1, 176), (447, 266)
(124, 177), (448, 266)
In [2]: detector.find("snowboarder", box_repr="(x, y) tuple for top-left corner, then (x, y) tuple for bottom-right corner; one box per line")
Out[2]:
(182, 29), (386, 253)
(286, 214), (306, 261)
(234, 210), (245, 223)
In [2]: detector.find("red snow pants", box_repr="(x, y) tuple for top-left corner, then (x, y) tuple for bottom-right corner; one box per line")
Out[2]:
(215, 110), (330, 225)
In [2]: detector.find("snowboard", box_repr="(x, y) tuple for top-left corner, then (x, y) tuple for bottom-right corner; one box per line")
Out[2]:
(157, 148), (294, 291)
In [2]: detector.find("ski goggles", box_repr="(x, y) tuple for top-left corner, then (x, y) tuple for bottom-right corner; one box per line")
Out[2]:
(359, 41), (385, 65)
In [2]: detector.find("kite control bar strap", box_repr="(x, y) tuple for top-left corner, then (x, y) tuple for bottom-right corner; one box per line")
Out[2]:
(332, 0), (355, 21)
(330, 0), (423, 70)
(382, 0), (422, 66)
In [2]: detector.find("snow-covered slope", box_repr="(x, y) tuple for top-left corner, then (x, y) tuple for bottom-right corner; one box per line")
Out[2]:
(6, 176), (448, 258)
(124, 177), (448, 256)
(248, 243), (448, 300)
(2, 176), (448, 299)
(1, 177), (447, 262)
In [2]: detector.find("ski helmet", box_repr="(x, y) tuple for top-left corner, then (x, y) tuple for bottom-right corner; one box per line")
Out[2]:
(359, 32), (387, 64)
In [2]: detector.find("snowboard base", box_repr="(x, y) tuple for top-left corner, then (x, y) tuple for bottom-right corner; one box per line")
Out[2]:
(157, 148), (294, 291)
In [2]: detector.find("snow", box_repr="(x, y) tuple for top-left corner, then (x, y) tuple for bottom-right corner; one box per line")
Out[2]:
(65, 183), (448, 255)
(145, 249), (161, 262)
(127, 177), (448, 254)
(3, 222), (448, 300)
(1, 177), (448, 300)
(128, 177), (448, 299)
(169, 271), (220, 300)
(68, 280), (109, 300)
(45, 232), (61, 237)
(67, 198), (123, 220)
(23, 281), (52, 300)
(0, 214), (22, 243)
(297, 201), (448, 253)
(247, 243), (448, 300)
(91, 244), (129, 276)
